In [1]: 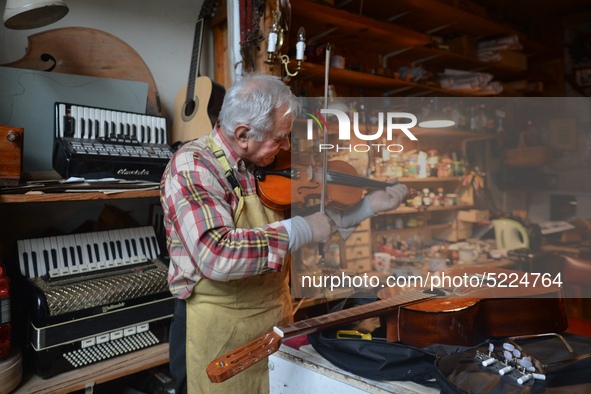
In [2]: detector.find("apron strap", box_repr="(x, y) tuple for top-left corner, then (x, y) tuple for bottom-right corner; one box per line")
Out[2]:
(205, 133), (245, 198)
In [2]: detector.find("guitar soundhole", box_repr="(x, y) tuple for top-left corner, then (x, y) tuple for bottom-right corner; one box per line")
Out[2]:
(184, 99), (196, 117)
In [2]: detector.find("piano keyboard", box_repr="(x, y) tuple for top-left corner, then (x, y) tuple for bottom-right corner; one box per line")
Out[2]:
(53, 103), (175, 182)
(17, 226), (160, 280)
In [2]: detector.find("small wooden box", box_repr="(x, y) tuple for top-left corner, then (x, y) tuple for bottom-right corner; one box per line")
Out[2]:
(498, 50), (528, 71)
(0, 125), (23, 186)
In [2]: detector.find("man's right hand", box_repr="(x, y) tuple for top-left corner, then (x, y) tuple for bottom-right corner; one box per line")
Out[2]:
(303, 212), (333, 252)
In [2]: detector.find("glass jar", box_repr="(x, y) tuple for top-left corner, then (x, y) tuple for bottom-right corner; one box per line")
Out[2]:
(426, 149), (439, 177)
(405, 157), (418, 177)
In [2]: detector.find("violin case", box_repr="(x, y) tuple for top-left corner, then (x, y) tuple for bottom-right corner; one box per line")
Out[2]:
(308, 295), (591, 394)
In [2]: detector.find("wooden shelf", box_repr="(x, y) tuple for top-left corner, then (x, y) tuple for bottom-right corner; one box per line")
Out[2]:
(379, 203), (474, 215)
(332, 0), (560, 62)
(0, 189), (160, 204)
(16, 343), (168, 394)
(295, 62), (498, 97)
(290, 0), (559, 96)
(371, 222), (452, 236)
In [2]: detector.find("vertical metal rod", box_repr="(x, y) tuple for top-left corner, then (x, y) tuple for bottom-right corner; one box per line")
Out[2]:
(320, 44), (331, 214)
(319, 44), (332, 265)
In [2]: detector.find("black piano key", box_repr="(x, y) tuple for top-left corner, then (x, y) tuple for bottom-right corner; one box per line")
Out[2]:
(51, 249), (59, 269)
(93, 243), (100, 263)
(111, 121), (117, 138)
(76, 245), (83, 265)
(144, 237), (154, 259)
(62, 247), (69, 267)
(86, 244), (94, 264)
(103, 242), (110, 260)
(23, 252), (30, 278)
(146, 127), (151, 143)
(131, 239), (138, 256)
(140, 126), (146, 142)
(160, 128), (165, 144)
(139, 238), (146, 256)
(124, 240), (132, 258)
(104, 120), (109, 138)
(43, 250), (51, 274)
(80, 118), (85, 138)
(110, 241), (117, 259)
(70, 246), (77, 266)
(32, 252), (39, 278)
(64, 116), (74, 138)
(116, 240), (123, 259)
(150, 236), (159, 257)
(132, 124), (137, 139)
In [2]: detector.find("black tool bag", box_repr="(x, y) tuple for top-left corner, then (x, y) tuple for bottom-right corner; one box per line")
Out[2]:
(307, 295), (591, 394)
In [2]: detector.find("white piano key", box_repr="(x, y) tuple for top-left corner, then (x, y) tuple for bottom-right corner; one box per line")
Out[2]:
(59, 267), (70, 276)
(88, 262), (98, 272)
(49, 268), (61, 278)
(82, 107), (90, 138)
(126, 113), (133, 138)
(99, 110), (107, 138)
(58, 103), (66, 137)
(73, 106), (81, 139)
(88, 108), (96, 139)
(131, 114), (138, 140)
(149, 117), (157, 144)
(105, 110), (113, 137)
(116, 112), (123, 137)
(69, 265), (79, 275)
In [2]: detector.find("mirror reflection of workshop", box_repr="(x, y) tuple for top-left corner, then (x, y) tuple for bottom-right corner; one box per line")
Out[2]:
(0, 0), (590, 393)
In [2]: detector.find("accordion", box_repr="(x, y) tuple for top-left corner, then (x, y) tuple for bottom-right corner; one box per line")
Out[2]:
(16, 226), (175, 378)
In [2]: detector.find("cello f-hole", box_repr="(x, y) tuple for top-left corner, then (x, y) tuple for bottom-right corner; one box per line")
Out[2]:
(40, 53), (57, 72)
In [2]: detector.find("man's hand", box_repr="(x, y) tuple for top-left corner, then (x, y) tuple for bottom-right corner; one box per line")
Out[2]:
(368, 179), (409, 214)
(303, 212), (333, 252)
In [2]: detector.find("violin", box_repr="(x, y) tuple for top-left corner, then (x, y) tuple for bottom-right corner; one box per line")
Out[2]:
(254, 150), (416, 211)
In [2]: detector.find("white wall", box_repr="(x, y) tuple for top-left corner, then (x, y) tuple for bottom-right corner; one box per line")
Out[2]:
(0, 0), (215, 121)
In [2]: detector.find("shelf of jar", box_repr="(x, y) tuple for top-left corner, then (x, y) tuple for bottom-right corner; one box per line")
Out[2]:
(293, 62), (501, 97)
(371, 222), (452, 236)
(378, 203), (473, 215)
(330, 0), (560, 62)
(0, 189), (160, 204)
(371, 176), (464, 183)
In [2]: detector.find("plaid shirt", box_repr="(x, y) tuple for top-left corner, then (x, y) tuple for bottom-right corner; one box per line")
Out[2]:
(160, 127), (289, 299)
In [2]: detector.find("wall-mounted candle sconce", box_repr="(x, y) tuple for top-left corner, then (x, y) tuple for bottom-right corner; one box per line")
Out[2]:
(265, 9), (306, 77)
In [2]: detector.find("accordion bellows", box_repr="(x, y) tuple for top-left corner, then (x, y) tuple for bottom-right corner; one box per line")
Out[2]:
(32, 259), (169, 316)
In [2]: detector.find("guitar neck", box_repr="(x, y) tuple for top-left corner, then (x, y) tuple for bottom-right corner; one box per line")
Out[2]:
(207, 290), (435, 383)
(186, 19), (204, 103)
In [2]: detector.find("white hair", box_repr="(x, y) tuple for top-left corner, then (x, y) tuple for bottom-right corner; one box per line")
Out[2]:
(218, 73), (300, 141)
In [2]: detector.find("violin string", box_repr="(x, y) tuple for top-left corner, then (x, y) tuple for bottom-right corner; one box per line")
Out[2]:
(291, 165), (392, 189)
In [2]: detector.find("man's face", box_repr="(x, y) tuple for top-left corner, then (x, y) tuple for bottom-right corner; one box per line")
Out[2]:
(245, 107), (291, 167)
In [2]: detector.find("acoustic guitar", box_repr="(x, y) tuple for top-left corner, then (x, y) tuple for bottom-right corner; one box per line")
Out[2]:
(206, 267), (568, 383)
(171, 1), (225, 145)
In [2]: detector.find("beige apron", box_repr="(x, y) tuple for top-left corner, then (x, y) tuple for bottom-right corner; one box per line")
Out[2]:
(185, 135), (293, 394)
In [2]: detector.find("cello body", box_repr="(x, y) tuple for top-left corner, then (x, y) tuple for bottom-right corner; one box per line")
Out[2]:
(2, 27), (162, 116)
(378, 267), (569, 348)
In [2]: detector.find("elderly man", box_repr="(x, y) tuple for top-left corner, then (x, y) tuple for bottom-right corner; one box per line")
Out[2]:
(160, 72), (408, 394)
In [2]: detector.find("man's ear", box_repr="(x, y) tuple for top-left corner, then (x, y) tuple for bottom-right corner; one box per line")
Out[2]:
(234, 125), (250, 149)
